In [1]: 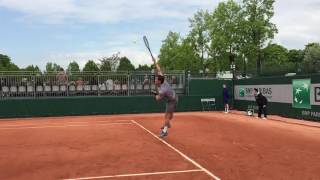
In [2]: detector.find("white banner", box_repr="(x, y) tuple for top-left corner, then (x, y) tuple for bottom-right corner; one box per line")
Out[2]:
(311, 84), (320, 105)
(234, 84), (320, 105)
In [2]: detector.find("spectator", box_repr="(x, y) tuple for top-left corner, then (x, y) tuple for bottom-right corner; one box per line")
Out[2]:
(56, 68), (68, 85)
(254, 88), (268, 119)
(89, 77), (98, 85)
(223, 84), (230, 113)
(106, 79), (114, 90)
(143, 74), (149, 88)
(171, 75), (178, 85)
(76, 77), (84, 86)
(0, 77), (4, 89)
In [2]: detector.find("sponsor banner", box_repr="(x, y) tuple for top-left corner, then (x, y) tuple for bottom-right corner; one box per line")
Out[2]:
(292, 79), (311, 109)
(314, 87), (320, 103)
(234, 83), (320, 106)
(301, 110), (320, 119)
(311, 84), (320, 105)
(234, 85), (292, 103)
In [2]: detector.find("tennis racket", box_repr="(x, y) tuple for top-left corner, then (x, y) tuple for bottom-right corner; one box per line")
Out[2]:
(143, 35), (159, 93)
(143, 35), (156, 62)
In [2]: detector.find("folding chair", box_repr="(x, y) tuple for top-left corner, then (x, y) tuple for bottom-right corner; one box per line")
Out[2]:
(201, 98), (216, 111)
(1, 86), (9, 96)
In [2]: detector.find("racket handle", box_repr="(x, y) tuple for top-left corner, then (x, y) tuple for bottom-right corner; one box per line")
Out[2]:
(151, 90), (158, 95)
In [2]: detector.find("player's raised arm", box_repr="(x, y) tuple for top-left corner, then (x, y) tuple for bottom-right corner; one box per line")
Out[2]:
(152, 57), (163, 76)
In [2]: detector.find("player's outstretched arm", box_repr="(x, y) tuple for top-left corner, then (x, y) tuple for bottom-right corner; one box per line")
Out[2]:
(152, 57), (163, 76)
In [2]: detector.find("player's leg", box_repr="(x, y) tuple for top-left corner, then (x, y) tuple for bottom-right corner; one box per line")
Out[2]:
(225, 102), (229, 113)
(227, 103), (229, 112)
(160, 102), (175, 137)
(258, 106), (262, 118)
(263, 106), (267, 118)
(160, 112), (171, 129)
(165, 112), (173, 127)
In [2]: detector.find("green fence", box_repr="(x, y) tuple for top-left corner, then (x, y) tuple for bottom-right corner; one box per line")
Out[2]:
(0, 78), (231, 118)
(188, 78), (233, 110)
(1, 72), (319, 121)
(0, 96), (209, 118)
(0, 71), (185, 98)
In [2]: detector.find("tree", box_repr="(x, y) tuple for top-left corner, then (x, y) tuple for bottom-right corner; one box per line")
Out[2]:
(45, 62), (61, 73)
(261, 44), (292, 75)
(173, 36), (201, 73)
(242, 0), (278, 75)
(288, 49), (304, 64)
(207, 0), (244, 72)
(189, 10), (211, 71)
(24, 65), (41, 72)
(117, 57), (135, 71)
(99, 57), (112, 71)
(9, 64), (20, 71)
(67, 61), (80, 73)
(0, 54), (20, 71)
(0, 54), (11, 68)
(262, 44), (288, 66)
(99, 52), (121, 72)
(288, 49), (304, 72)
(83, 60), (99, 72)
(158, 31), (181, 70)
(136, 64), (152, 71)
(305, 43), (319, 49)
(303, 43), (320, 73)
(158, 32), (201, 73)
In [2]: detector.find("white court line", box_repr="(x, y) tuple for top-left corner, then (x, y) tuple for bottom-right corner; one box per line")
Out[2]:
(131, 120), (221, 180)
(0, 120), (132, 127)
(0, 122), (133, 130)
(95, 120), (131, 122)
(63, 169), (203, 180)
(0, 123), (66, 127)
(69, 120), (131, 124)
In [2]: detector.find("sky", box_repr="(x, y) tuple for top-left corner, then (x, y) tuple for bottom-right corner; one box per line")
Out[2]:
(0, 0), (319, 70)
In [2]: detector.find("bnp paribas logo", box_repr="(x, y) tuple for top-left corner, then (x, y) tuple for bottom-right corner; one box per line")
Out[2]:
(292, 79), (311, 109)
(239, 87), (245, 97)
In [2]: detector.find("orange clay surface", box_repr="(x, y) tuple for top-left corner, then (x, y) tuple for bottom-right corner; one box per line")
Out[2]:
(0, 111), (320, 180)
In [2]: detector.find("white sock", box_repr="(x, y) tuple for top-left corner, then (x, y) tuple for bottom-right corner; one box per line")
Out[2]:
(163, 126), (168, 133)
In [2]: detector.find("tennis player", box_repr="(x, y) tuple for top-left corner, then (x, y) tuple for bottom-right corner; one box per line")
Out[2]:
(151, 57), (177, 138)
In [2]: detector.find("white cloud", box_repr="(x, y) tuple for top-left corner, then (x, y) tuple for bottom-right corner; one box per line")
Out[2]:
(272, 0), (320, 49)
(0, 0), (218, 24)
(1, 0), (320, 70)
(1, 0), (318, 48)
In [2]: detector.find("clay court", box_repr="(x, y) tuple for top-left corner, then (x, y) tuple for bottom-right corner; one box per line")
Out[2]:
(0, 111), (319, 180)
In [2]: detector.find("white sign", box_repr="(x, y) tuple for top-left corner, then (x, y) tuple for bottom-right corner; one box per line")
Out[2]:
(234, 85), (292, 103)
(235, 84), (320, 105)
(315, 87), (320, 102)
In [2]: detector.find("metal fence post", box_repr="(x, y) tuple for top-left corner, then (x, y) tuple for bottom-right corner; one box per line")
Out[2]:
(98, 73), (101, 96)
(32, 73), (36, 98)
